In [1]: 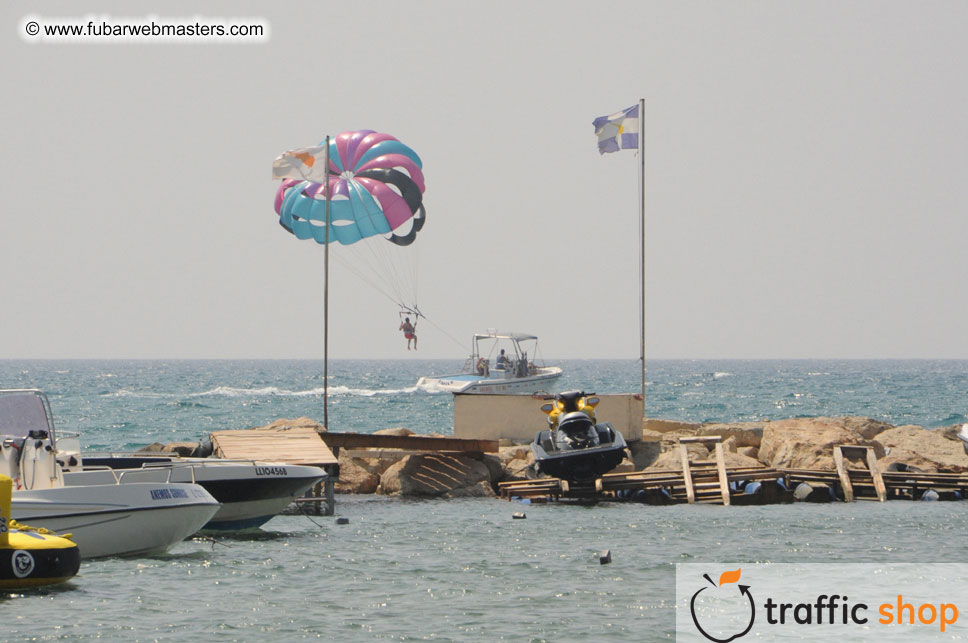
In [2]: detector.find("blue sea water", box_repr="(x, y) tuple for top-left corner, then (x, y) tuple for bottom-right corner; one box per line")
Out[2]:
(2, 359), (968, 641)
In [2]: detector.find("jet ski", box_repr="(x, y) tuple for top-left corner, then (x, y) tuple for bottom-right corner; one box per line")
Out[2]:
(530, 391), (628, 482)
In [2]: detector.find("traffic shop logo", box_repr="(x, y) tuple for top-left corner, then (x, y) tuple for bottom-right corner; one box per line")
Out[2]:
(689, 568), (755, 642)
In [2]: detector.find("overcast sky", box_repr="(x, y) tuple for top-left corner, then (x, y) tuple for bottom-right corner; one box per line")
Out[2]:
(3, 1), (966, 360)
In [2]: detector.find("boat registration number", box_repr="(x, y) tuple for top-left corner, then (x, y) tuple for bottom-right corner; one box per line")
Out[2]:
(255, 466), (288, 476)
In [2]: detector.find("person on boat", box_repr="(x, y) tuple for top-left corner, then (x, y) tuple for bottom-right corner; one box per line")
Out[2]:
(399, 317), (417, 350)
(496, 349), (509, 369)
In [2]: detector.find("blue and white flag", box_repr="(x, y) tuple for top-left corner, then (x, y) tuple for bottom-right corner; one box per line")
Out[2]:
(592, 104), (639, 154)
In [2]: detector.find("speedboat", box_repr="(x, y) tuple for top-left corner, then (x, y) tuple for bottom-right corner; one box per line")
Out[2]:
(530, 391), (628, 482)
(0, 389), (220, 559)
(60, 449), (327, 531)
(416, 331), (562, 394)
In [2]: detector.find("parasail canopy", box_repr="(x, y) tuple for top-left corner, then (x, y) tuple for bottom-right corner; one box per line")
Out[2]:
(273, 130), (426, 247)
(272, 129), (427, 315)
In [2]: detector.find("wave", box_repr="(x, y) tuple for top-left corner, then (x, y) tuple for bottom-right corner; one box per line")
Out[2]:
(414, 381), (452, 394)
(103, 385), (421, 399)
(102, 389), (171, 399)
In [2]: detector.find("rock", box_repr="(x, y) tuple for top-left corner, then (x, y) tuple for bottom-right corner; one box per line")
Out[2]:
(334, 456), (382, 494)
(643, 419), (701, 434)
(722, 436), (738, 453)
(480, 453), (507, 484)
(137, 442), (168, 453)
(497, 445), (536, 482)
(504, 455), (537, 481)
(628, 439), (662, 470)
(939, 424), (968, 442)
(373, 427), (414, 437)
(697, 423), (764, 448)
(737, 446), (759, 460)
(758, 417), (886, 470)
(377, 454), (495, 498)
(610, 456), (637, 474)
(875, 425), (968, 473)
(258, 417), (326, 433)
(165, 442), (198, 457)
(841, 417), (894, 440)
(497, 445), (531, 464)
(644, 447), (763, 472)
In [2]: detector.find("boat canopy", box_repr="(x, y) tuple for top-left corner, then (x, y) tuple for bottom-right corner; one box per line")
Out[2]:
(473, 332), (538, 342)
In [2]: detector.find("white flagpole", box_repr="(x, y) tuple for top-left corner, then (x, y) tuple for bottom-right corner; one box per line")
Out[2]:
(638, 99), (646, 423)
(323, 136), (330, 431)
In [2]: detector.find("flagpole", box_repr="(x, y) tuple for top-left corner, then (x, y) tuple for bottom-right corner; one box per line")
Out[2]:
(323, 135), (330, 430)
(638, 99), (646, 423)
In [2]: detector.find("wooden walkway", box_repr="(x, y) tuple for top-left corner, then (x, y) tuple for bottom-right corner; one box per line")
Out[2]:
(210, 426), (339, 515)
(320, 432), (498, 454)
(211, 426), (338, 467)
(499, 440), (968, 505)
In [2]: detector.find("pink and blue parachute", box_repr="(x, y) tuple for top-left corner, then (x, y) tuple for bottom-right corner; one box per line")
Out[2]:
(274, 130), (426, 246)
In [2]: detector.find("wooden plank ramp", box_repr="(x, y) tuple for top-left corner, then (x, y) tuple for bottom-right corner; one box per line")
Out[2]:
(210, 426), (338, 467)
(833, 444), (886, 502)
(679, 436), (731, 505)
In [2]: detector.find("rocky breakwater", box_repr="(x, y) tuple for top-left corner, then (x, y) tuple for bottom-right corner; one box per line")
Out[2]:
(637, 416), (968, 475)
(143, 416), (968, 499)
(332, 427), (521, 499)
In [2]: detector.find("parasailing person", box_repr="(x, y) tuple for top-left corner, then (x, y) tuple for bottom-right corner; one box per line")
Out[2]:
(399, 316), (417, 350)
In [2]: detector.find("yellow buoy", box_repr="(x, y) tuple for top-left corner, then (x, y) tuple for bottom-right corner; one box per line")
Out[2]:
(1, 474), (80, 589)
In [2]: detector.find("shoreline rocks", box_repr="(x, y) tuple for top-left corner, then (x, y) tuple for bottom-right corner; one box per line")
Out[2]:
(144, 415), (968, 498)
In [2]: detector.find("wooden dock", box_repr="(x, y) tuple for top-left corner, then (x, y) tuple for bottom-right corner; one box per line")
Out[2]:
(210, 426), (340, 515)
(320, 432), (498, 455)
(498, 439), (968, 505)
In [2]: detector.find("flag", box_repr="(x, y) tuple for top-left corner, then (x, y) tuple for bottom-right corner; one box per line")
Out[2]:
(271, 145), (329, 183)
(592, 104), (639, 154)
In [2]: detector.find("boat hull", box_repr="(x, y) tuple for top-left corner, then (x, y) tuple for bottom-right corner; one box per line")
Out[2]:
(417, 367), (562, 395)
(11, 482), (220, 559)
(531, 424), (628, 482)
(64, 459), (326, 531)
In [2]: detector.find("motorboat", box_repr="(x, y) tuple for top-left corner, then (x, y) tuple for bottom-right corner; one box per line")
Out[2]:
(60, 449), (327, 531)
(416, 331), (562, 394)
(0, 389), (220, 559)
(530, 391), (628, 482)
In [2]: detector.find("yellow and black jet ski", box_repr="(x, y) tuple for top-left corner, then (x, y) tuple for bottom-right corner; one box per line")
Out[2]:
(530, 391), (628, 482)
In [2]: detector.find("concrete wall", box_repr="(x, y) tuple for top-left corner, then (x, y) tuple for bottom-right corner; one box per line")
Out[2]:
(453, 393), (643, 443)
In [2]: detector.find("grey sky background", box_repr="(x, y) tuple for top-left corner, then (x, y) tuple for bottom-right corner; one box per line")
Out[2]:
(2, 1), (966, 360)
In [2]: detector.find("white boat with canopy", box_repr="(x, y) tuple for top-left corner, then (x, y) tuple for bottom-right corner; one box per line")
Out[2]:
(416, 331), (562, 394)
(0, 389), (220, 559)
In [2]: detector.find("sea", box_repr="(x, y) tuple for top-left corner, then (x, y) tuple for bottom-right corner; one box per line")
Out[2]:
(2, 358), (968, 641)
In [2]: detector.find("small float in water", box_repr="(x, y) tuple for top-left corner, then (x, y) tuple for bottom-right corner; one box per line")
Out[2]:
(1, 474), (80, 590)
(530, 391), (628, 482)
